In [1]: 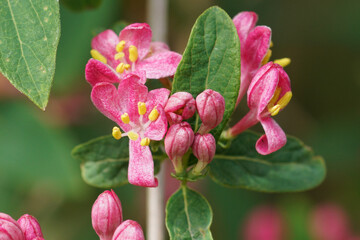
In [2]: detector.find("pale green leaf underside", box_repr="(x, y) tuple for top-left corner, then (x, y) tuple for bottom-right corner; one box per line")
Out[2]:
(172, 6), (240, 141)
(209, 131), (326, 192)
(166, 186), (213, 240)
(0, 0), (60, 109)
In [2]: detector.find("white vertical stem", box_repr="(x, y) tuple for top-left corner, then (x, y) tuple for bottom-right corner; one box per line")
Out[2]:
(146, 1), (168, 240)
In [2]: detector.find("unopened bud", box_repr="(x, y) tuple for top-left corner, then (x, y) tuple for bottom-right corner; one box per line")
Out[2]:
(112, 220), (145, 240)
(17, 214), (43, 240)
(192, 133), (216, 174)
(165, 122), (194, 173)
(196, 89), (225, 134)
(92, 190), (123, 240)
(164, 92), (196, 125)
(0, 213), (24, 240)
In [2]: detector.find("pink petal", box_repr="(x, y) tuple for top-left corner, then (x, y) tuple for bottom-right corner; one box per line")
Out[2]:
(276, 64), (292, 98)
(233, 11), (258, 44)
(147, 88), (171, 108)
(137, 51), (182, 79)
(112, 220), (145, 240)
(148, 42), (170, 55)
(91, 30), (119, 68)
(145, 106), (168, 140)
(256, 117), (286, 155)
(85, 59), (120, 86)
(119, 23), (152, 61)
(122, 70), (147, 85)
(128, 140), (158, 187)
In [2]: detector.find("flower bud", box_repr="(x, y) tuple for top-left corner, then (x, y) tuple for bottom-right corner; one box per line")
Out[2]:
(112, 220), (144, 240)
(196, 89), (225, 134)
(92, 190), (123, 240)
(192, 133), (216, 174)
(165, 122), (194, 173)
(17, 214), (43, 240)
(0, 213), (24, 240)
(164, 92), (196, 125)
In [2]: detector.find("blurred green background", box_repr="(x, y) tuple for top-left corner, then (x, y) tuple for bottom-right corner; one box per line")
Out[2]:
(0, 0), (359, 239)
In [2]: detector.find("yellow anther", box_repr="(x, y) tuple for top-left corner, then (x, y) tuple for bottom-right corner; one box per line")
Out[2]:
(90, 49), (107, 64)
(114, 52), (125, 60)
(148, 108), (160, 121)
(277, 91), (292, 109)
(116, 41), (126, 52)
(112, 127), (122, 140)
(121, 113), (130, 124)
(138, 102), (146, 115)
(140, 137), (151, 146)
(268, 87), (282, 108)
(129, 45), (138, 62)
(124, 64), (131, 70)
(269, 41), (274, 48)
(261, 49), (272, 65)
(128, 131), (139, 141)
(274, 58), (291, 67)
(116, 63), (126, 73)
(267, 91), (292, 116)
(269, 105), (281, 116)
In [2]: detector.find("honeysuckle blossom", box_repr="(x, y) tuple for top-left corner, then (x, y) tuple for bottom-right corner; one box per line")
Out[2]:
(91, 74), (170, 187)
(233, 11), (272, 104)
(17, 214), (44, 240)
(226, 62), (292, 155)
(85, 23), (182, 86)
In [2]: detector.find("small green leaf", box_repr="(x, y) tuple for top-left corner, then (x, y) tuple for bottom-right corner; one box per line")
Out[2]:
(172, 6), (240, 141)
(72, 135), (164, 188)
(60, 0), (103, 11)
(166, 185), (213, 240)
(209, 131), (326, 192)
(0, 0), (60, 109)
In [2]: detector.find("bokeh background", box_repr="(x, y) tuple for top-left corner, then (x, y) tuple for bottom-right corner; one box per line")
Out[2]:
(0, 0), (359, 239)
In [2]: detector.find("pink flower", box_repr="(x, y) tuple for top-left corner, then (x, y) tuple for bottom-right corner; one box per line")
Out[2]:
(17, 214), (43, 240)
(91, 74), (170, 187)
(0, 213), (24, 240)
(92, 190), (123, 240)
(227, 62), (292, 155)
(233, 11), (272, 104)
(164, 92), (196, 125)
(112, 220), (145, 240)
(192, 133), (216, 174)
(86, 23), (182, 86)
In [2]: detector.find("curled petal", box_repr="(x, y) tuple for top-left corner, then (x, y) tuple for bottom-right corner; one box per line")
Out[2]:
(119, 23), (152, 61)
(256, 117), (286, 155)
(137, 51), (182, 79)
(128, 140), (158, 187)
(85, 59), (120, 86)
(92, 30), (119, 68)
(233, 11), (258, 44)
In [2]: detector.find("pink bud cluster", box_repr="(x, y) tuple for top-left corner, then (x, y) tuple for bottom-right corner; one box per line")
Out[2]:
(0, 213), (44, 240)
(91, 190), (145, 240)
(164, 89), (225, 174)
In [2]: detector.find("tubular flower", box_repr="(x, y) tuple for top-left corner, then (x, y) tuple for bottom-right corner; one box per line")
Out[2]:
(0, 213), (24, 240)
(164, 92), (196, 125)
(91, 74), (170, 187)
(233, 11), (272, 104)
(226, 62), (292, 155)
(112, 220), (145, 240)
(17, 214), (43, 240)
(85, 23), (182, 86)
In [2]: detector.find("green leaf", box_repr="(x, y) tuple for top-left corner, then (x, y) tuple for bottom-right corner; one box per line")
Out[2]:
(60, 0), (103, 11)
(171, 6), (240, 141)
(72, 135), (164, 188)
(166, 185), (213, 240)
(0, 0), (60, 110)
(209, 131), (326, 192)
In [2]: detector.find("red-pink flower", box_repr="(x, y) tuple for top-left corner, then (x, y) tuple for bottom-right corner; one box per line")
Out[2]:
(91, 74), (170, 187)
(233, 11), (272, 104)
(227, 62), (292, 155)
(86, 23), (182, 86)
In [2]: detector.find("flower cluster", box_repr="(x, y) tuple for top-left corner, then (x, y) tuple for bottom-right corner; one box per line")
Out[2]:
(92, 190), (145, 240)
(0, 212), (44, 240)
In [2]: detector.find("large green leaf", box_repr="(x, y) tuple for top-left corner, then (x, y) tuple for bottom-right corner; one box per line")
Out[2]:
(0, 0), (60, 109)
(72, 135), (164, 188)
(209, 131), (326, 192)
(171, 6), (240, 141)
(166, 185), (213, 240)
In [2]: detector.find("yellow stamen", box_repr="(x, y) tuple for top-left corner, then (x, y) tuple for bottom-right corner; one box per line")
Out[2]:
(277, 91), (292, 109)
(269, 41), (274, 48)
(116, 63), (126, 73)
(269, 105), (281, 116)
(116, 41), (126, 52)
(124, 64), (131, 70)
(148, 108), (159, 121)
(112, 127), (122, 140)
(274, 58), (291, 67)
(121, 113), (130, 124)
(138, 102), (146, 115)
(268, 87), (282, 109)
(261, 49), (272, 65)
(90, 49), (107, 64)
(114, 52), (125, 60)
(129, 45), (138, 62)
(128, 131), (139, 141)
(140, 137), (151, 146)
